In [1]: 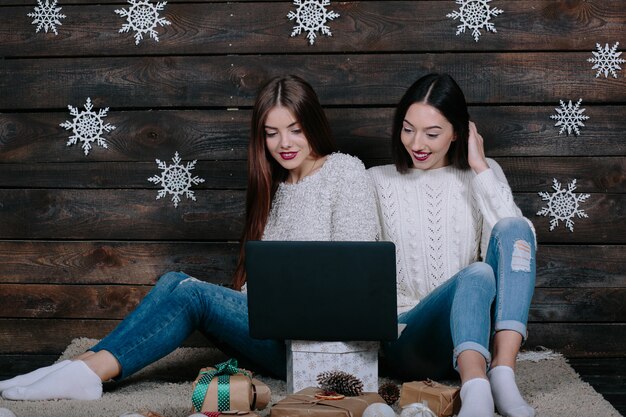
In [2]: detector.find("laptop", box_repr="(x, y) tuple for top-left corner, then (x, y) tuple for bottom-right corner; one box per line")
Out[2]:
(245, 240), (397, 341)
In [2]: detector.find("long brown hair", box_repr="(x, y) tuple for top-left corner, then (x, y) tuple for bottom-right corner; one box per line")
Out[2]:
(232, 75), (337, 289)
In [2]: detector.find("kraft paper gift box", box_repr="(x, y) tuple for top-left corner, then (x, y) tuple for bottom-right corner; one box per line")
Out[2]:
(270, 387), (386, 417)
(399, 380), (460, 417)
(191, 359), (271, 414)
(286, 340), (379, 394)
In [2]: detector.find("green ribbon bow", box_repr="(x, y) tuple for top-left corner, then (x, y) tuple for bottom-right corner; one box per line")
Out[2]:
(191, 358), (252, 412)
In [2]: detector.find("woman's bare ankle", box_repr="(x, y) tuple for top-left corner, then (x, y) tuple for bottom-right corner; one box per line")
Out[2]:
(82, 350), (122, 381)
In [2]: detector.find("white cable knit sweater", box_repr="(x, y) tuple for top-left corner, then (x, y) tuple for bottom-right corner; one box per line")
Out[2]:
(262, 152), (379, 242)
(368, 158), (534, 314)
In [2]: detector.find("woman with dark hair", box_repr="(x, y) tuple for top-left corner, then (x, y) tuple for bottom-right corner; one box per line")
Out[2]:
(1, 75), (379, 401)
(369, 73), (536, 417)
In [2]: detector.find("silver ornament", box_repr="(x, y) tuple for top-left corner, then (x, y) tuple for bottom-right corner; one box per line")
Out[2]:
(400, 402), (437, 417)
(363, 402), (398, 417)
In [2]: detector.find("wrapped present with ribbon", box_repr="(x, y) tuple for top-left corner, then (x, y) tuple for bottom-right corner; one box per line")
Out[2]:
(191, 358), (271, 414)
(270, 387), (386, 417)
(398, 380), (460, 417)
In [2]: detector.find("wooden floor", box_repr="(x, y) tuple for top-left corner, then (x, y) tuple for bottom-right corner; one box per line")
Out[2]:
(568, 357), (626, 416)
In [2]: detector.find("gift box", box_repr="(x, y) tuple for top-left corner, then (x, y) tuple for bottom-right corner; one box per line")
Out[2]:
(399, 380), (460, 417)
(286, 340), (379, 394)
(191, 359), (271, 413)
(250, 377), (271, 410)
(270, 387), (386, 417)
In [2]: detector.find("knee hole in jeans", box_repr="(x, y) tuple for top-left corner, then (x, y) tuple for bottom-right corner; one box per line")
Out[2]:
(511, 239), (532, 272)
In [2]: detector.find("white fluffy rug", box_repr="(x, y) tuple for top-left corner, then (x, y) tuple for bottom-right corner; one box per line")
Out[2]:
(0, 338), (621, 417)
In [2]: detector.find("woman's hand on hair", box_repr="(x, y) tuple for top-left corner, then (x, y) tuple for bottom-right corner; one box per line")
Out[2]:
(467, 121), (489, 174)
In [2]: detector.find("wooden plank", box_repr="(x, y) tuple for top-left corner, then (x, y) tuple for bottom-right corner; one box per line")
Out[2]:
(0, 241), (623, 288)
(468, 106), (626, 158)
(0, 161), (248, 189)
(525, 323), (626, 358)
(536, 245), (626, 288)
(2, 0), (295, 3)
(2, 107), (625, 163)
(0, 319), (119, 354)
(0, 319), (211, 354)
(2, 53), (625, 110)
(0, 109), (250, 162)
(2, 2), (624, 56)
(1, 156), (623, 193)
(0, 284), (150, 319)
(0, 241), (238, 285)
(568, 357), (626, 416)
(2, 284), (623, 322)
(516, 193), (625, 244)
(0, 189), (622, 242)
(0, 189), (245, 240)
(568, 357), (626, 386)
(528, 288), (626, 322)
(0, 355), (59, 380)
(496, 157), (626, 193)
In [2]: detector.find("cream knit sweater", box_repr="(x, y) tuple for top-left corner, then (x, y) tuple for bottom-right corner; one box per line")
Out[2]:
(368, 158), (534, 314)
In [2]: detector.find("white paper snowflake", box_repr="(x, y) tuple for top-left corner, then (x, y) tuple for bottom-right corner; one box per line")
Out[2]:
(446, 0), (503, 42)
(588, 42), (625, 78)
(27, 0), (66, 35)
(549, 98), (590, 136)
(287, 0), (340, 45)
(59, 98), (116, 156)
(537, 178), (590, 232)
(115, 0), (171, 45)
(147, 152), (205, 208)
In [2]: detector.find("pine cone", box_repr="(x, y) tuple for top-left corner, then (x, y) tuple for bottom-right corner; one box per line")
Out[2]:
(378, 382), (400, 405)
(316, 370), (364, 396)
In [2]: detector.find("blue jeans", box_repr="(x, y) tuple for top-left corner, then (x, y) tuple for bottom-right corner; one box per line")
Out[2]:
(382, 217), (536, 380)
(91, 272), (286, 380)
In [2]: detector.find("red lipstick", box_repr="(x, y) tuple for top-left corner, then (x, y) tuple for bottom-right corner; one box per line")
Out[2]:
(413, 151), (430, 162)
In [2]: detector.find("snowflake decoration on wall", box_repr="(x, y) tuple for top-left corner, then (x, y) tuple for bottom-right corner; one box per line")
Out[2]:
(587, 42), (625, 78)
(549, 99), (590, 136)
(287, 0), (340, 45)
(537, 178), (590, 232)
(59, 98), (116, 156)
(147, 152), (205, 208)
(446, 0), (503, 42)
(115, 0), (171, 45)
(27, 0), (66, 35)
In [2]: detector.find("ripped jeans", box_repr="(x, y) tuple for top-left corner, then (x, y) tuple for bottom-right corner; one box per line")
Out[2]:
(90, 272), (286, 379)
(382, 217), (536, 380)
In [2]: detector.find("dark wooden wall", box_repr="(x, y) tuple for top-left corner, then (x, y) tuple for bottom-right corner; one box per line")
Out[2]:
(0, 0), (624, 382)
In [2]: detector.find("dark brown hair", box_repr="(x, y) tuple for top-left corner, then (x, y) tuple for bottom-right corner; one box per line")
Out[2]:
(392, 73), (470, 173)
(232, 75), (337, 289)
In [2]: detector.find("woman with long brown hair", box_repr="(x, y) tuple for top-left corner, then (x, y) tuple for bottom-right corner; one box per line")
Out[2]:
(1, 75), (379, 401)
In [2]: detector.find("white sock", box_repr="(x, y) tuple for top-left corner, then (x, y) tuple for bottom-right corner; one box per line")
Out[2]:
(458, 377), (494, 417)
(1, 360), (102, 401)
(488, 366), (535, 417)
(0, 360), (71, 393)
